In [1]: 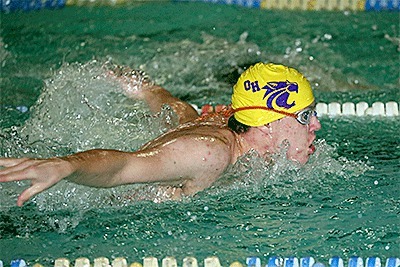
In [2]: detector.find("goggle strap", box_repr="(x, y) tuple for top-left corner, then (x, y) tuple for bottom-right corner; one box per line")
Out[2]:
(229, 106), (298, 118)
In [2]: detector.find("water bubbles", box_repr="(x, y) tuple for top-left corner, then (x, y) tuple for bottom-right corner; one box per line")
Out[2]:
(239, 31), (248, 43)
(13, 60), (168, 157)
(16, 106), (28, 113)
(323, 33), (332, 40)
(312, 36), (320, 44)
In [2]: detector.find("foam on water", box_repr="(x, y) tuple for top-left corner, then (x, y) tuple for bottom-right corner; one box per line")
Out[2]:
(1, 60), (179, 157)
(210, 138), (372, 199)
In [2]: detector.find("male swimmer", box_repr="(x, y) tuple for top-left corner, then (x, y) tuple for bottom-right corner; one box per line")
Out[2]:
(0, 63), (321, 206)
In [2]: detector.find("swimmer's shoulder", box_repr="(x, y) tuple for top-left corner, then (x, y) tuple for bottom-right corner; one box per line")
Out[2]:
(172, 124), (242, 159)
(141, 122), (237, 150)
(177, 121), (237, 140)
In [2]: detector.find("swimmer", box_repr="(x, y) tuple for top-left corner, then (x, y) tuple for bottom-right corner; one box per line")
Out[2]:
(0, 63), (321, 206)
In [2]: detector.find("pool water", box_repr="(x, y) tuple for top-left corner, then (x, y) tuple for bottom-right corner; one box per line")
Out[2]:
(0, 3), (399, 265)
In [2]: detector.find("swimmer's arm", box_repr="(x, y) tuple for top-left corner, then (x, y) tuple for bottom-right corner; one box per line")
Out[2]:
(0, 137), (232, 206)
(66, 137), (231, 188)
(112, 70), (199, 124)
(0, 150), (134, 206)
(140, 85), (199, 124)
(117, 136), (233, 194)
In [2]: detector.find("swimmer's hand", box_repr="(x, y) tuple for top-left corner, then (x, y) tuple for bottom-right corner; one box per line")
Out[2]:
(0, 157), (73, 207)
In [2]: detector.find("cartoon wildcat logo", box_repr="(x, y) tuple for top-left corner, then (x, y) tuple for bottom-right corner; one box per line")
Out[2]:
(243, 79), (299, 109)
(262, 80), (298, 109)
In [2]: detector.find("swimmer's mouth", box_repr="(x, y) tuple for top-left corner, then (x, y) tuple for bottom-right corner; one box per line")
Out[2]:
(309, 143), (316, 154)
(308, 137), (316, 155)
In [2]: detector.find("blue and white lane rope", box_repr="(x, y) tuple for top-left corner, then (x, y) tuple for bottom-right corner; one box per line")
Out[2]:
(2, 257), (400, 267)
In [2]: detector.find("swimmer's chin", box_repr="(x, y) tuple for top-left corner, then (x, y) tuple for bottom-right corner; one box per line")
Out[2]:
(289, 149), (315, 166)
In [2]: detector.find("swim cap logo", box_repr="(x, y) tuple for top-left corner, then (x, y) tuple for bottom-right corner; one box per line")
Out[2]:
(243, 80), (298, 109)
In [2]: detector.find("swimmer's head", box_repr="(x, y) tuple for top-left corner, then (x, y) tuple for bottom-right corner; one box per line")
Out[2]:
(231, 63), (314, 127)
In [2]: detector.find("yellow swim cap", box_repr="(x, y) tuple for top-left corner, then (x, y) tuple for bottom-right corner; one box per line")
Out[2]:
(231, 63), (314, 126)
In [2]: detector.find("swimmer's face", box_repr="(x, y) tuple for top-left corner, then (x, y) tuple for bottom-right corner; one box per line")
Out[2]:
(258, 104), (321, 164)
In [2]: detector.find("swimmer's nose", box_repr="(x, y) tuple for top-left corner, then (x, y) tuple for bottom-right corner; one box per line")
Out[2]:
(309, 115), (321, 132)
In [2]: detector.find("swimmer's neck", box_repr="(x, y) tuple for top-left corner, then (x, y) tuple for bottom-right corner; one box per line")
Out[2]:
(233, 132), (254, 160)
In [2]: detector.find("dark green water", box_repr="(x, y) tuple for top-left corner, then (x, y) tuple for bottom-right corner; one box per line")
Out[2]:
(0, 3), (399, 265)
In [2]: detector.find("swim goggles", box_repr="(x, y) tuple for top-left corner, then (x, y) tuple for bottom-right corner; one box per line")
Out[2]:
(295, 107), (317, 125)
(229, 106), (317, 125)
